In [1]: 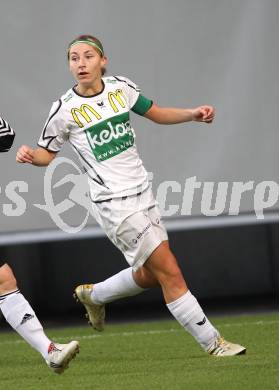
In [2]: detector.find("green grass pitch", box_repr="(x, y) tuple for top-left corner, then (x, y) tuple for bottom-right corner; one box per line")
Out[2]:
(1, 313), (279, 390)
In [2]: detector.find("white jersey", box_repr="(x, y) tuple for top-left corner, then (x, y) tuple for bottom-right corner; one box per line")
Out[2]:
(38, 76), (153, 201)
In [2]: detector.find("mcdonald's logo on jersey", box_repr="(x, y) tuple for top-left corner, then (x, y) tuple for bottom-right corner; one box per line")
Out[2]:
(108, 89), (126, 113)
(71, 104), (102, 128)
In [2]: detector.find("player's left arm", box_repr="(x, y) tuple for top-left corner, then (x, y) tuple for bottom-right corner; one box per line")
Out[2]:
(144, 103), (215, 124)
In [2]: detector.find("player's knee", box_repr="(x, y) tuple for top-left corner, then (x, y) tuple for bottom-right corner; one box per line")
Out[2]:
(157, 259), (184, 286)
(0, 264), (18, 294)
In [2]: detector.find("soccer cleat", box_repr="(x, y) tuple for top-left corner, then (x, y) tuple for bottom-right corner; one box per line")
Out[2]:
(74, 284), (105, 331)
(207, 337), (246, 356)
(46, 341), (79, 374)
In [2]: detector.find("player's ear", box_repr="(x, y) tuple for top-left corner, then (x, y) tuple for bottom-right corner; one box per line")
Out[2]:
(101, 56), (108, 66)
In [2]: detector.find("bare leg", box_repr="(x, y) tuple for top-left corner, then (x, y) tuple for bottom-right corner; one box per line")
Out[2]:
(132, 265), (159, 289)
(139, 241), (187, 303)
(0, 263), (17, 294)
(139, 241), (220, 351)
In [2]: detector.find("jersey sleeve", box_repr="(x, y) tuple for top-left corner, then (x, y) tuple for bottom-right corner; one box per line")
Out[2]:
(0, 116), (15, 152)
(37, 100), (69, 152)
(131, 94), (153, 116)
(114, 76), (153, 116)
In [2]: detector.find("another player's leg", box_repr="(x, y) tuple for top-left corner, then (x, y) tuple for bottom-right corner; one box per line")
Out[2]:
(0, 263), (79, 373)
(143, 241), (246, 356)
(74, 266), (157, 330)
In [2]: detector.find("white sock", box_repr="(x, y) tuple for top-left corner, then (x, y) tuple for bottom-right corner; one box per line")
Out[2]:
(0, 290), (51, 359)
(91, 267), (145, 304)
(167, 290), (220, 351)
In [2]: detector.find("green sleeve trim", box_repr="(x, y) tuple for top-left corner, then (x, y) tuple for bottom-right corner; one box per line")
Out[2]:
(131, 94), (153, 116)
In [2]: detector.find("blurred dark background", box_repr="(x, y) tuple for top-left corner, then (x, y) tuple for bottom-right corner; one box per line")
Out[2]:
(1, 218), (279, 328)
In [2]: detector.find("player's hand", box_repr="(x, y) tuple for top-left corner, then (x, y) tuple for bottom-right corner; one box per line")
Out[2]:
(16, 145), (34, 164)
(192, 105), (215, 123)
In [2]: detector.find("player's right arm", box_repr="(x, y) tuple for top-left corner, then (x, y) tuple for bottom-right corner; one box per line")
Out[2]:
(16, 99), (67, 166)
(16, 145), (56, 166)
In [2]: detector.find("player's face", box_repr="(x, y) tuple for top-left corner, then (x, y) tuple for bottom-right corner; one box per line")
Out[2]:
(68, 43), (107, 86)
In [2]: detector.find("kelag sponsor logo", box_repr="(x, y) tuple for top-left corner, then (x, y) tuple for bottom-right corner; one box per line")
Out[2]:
(85, 112), (134, 161)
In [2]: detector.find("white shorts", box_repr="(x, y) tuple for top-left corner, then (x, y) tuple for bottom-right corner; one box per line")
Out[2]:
(91, 188), (168, 271)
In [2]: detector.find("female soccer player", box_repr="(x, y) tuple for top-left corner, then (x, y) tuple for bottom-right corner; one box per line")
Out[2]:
(0, 117), (79, 373)
(16, 35), (245, 356)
